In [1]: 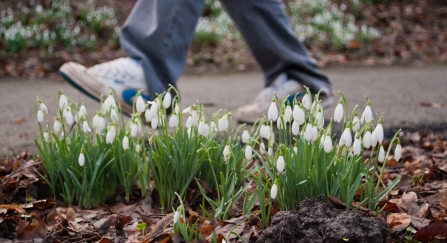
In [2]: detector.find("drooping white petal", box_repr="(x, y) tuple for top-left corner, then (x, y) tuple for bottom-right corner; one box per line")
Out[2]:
(123, 136), (129, 150)
(270, 184), (278, 199)
(59, 94), (68, 110)
(136, 96), (146, 113)
(218, 115), (229, 132)
(78, 153), (85, 167)
(106, 125), (116, 144)
(259, 143), (265, 155)
(43, 132), (50, 142)
(293, 105), (305, 125)
(131, 123), (139, 137)
(182, 106), (191, 114)
(339, 128), (352, 147)
(353, 136), (361, 155)
(163, 92), (172, 108)
(352, 116), (360, 132)
(135, 144), (141, 152)
(304, 124), (313, 142)
(292, 120), (300, 135)
(78, 105), (87, 118)
(311, 124), (318, 142)
(103, 95), (117, 113)
(151, 116), (158, 130)
(173, 211), (181, 224)
(198, 121), (207, 136)
(191, 110), (199, 127)
(185, 116), (193, 128)
(378, 145), (385, 162)
(242, 129), (250, 143)
(316, 110), (324, 128)
(63, 108), (74, 126)
(110, 107), (118, 122)
(374, 123), (384, 144)
(324, 135), (333, 153)
(169, 114), (178, 128)
(361, 105), (373, 124)
(333, 103), (343, 123)
(82, 121), (91, 133)
(371, 130), (378, 147)
(276, 156), (285, 173)
(37, 109), (44, 123)
(39, 102), (48, 114)
(284, 106), (293, 123)
(245, 145), (253, 160)
(268, 147), (273, 157)
(395, 144), (402, 161)
(263, 125), (271, 139)
(363, 131), (372, 149)
(268, 102), (279, 121)
(302, 93), (311, 110)
(223, 145), (230, 158)
(97, 116), (106, 133)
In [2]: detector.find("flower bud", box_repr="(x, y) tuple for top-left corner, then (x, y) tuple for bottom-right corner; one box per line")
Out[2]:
(53, 118), (61, 134)
(123, 136), (129, 150)
(361, 104), (373, 124)
(110, 107), (118, 122)
(37, 109), (44, 123)
(151, 116), (158, 130)
(363, 131), (372, 149)
(43, 132), (50, 142)
(106, 124), (116, 144)
(334, 102), (343, 123)
(292, 120), (300, 135)
(242, 129), (250, 143)
(103, 95), (117, 113)
(304, 124), (313, 142)
(78, 153), (85, 167)
(311, 125), (318, 142)
(276, 156), (285, 173)
(259, 143), (265, 155)
(395, 143), (402, 161)
(59, 94), (68, 110)
(284, 106), (293, 123)
(339, 128), (352, 147)
(163, 92), (172, 109)
(270, 184), (278, 199)
(371, 130), (378, 147)
(324, 135), (332, 153)
(245, 145), (253, 160)
(173, 211), (181, 224)
(223, 145), (230, 158)
(63, 107), (74, 126)
(39, 102), (48, 114)
(136, 95), (145, 113)
(218, 115), (229, 132)
(135, 144), (141, 152)
(268, 102), (278, 121)
(293, 105), (305, 125)
(131, 122), (139, 137)
(374, 122), (384, 144)
(353, 135), (361, 155)
(302, 93), (311, 110)
(191, 110), (199, 127)
(352, 115), (360, 132)
(169, 114), (178, 128)
(82, 121), (91, 133)
(378, 145), (385, 162)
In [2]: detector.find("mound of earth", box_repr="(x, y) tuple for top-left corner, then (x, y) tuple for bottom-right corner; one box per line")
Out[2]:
(254, 195), (390, 243)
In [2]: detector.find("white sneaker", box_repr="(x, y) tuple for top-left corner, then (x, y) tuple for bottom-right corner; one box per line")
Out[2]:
(60, 57), (149, 115)
(235, 74), (334, 124)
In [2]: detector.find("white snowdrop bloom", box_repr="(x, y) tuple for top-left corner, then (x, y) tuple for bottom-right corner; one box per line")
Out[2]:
(210, 121), (217, 133)
(82, 121), (91, 133)
(304, 123), (313, 142)
(245, 145), (253, 160)
(151, 116), (158, 130)
(103, 95), (117, 113)
(320, 135), (325, 149)
(311, 125), (318, 142)
(223, 145), (230, 158)
(395, 143), (402, 161)
(374, 123), (384, 144)
(122, 136), (129, 150)
(191, 110), (199, 127)
(334, 103), (343, 123)
(78, 105), (87, 118)
(59, 94), (68, 110)
(270, 184), (278, 199)
(78, 153), (85, 167)
(182, 106), (191, 114)
(371, 130), (378, 147)
(37, 109), (44, 123)
(173, 211), (181, 224)
(316, 110), (324, 128)
(378, 145), (385, 162)
(242, 129), (250, 143)
(147, 103), (158, 121)
(324, 135), (333, 153)
(292, 120), (300, 135)
(163, 92), (172, 108)
(268, 102), (279, 121)
(339, 128), (352, 147)
(110, 107), (118, 122)
(353, 135), (361, 155)
(277, 116), (285, 130)
(186, 116), (193, 128)
(43, 132), (50, 142)
(352, 115), (360, 132)
(144, 108), (151, 122)
(260, 124), (266, 139)
(363, 131), (372, 149)
(293, 105), (305, 125)
(136, 96), (145, 113)
(284, 106), (293, 123)
(131, 122), (139, 137)
(260, 143), (266, 155)
(276, 156), (285, 173)
(63, 107), (74, 126)
(169, 114), (178, 128)
(361, 105), (373, 124)
(39, 102), (48, 114)
(268, 147), (273, 157)
(106, 124), (116, 144)
(302, 93), (311, 110)
(135, 144), (141, 152)
(293, 147), (298, 153)
(198, 120), (208, 136)
(93, 114), (99, 128)
(218, 115), (229, 132)
(97, 116), (106, 133)
(263, 125), (271, 139)
(53, 118), (62, 134)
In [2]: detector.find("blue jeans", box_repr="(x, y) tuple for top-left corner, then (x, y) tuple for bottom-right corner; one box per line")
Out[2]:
(120, 0), (332, 99)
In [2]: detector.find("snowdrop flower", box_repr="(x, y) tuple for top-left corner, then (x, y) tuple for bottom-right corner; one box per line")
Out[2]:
(311, 125), (318, 142)
(37, 109), (45, 123)
(304, 123), (313, 142)
(352, 115), (360, 132)
(292, 120), (300, 135)
(276, 156), (285, 173)
(198, 120), (209, 136)
(62, 107), (73, 126)
(131, 122), (139, 137)
(185, 116), (193, 128)
(169, 114), (178, 128)
(110, 107), (118, 122)
(82, 121), (91, 133)
(53, 117), (62, 134)
(151, 116), (158, 130)
(268, 147), (273, 157)
(361, 98), (373, 124)
(210, 121), (217, 133)
(135, 144), (141, 152)
(59, 93), (68, 110)
(339, 127), (352, 147)
(320, 135), (325, 149)
(334, 101), (343, 123)
(353, 134), (361, 155)
(374, 119), (384, 144)
(242, 129), (250, 143)
(302, 93), (311, 110)
(191, 110), (199, 127)
(260, 125), (267, 139)
(223, 145), (230, 158)
(316, 109), (324, 128)
(324, 135), (333, 153)
(378, 145), (385, 162)
(270, 184), (278, 199)
(136, 95), (145, 113)
(259, 143), (266, 155)
(78, 152), (85, 167)
(263, 125), (271, 139)
(371, 130), (378, 147)
(146, 102), (158, 122)
(182, 106), (191, 114)
(245, 145), (253, 160)
(39, 102), (48, 114)
(78, 105), (87, 118)
(103, 95), (117, 113)
(106, 124), (116, 144)
(173, 211), (181, 224)
(363, 131), (372, 149)
(43, 131), (50, 142)
(122, 136), (129, 150)
(284, 106), (293, 123)
(277, 116), (285, 130)
(97, 116), (106, 133)
(163, 92), (172, 108)
(218, 115), (229, 132)
(395, 141), (402, 161)
(293, 105), (305, 125)
(268, 101), (279, 121)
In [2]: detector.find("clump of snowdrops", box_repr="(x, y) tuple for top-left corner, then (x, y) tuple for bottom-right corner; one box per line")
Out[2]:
(35, 86), (401, 231)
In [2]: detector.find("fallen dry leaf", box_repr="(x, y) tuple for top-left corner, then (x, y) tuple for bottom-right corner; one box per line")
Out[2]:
(386, 213), (411, 232)
(414, 221), (447, 242)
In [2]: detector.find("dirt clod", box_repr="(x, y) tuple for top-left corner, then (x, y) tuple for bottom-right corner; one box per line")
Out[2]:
(254, 195), (390, 243)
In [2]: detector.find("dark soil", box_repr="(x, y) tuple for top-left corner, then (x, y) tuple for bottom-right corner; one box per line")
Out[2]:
(254, 195), (390, 243)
